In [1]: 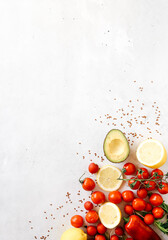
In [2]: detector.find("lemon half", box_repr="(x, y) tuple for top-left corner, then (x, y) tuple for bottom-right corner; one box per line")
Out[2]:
(61, 228), (87, 240)
(97, 165), (123, 191)
(136, 139), (167, 168)
(99, 202), (121, 229)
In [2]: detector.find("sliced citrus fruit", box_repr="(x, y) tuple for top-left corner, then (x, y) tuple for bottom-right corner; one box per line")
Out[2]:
(97, 165), (123, 191)
(61, 228), (87, 240)
(99, 202), (121, 229)
(136, 139), (167, 168)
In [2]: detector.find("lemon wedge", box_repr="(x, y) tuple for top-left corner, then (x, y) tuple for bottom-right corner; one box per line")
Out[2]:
(136, 139), (167, 168)
(97, 165), (123, 191)
(99, 202), (121, 229)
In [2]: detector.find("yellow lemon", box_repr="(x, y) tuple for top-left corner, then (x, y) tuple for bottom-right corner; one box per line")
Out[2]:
(99, 202), (121, 229)
(97, 165), (123, 191)
(61, 228), (87, 240)
(136, 139), (167, 168)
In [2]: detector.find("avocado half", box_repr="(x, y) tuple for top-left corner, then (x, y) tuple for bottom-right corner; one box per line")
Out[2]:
(103, 129), (130, 163)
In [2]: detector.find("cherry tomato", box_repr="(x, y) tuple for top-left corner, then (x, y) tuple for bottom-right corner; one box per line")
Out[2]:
(158, 182), (168, 194)
(95, 235), (106, 240)
(126, 238), (134, 240)
(137, 188), (148, 199)
(115, 226), (124, 236)
(82, 178), (95, 191)
(151, 169), (163, 179)
(122, 190), (135, 202)
(91, 191), (105, 204)
(123, 163), (136, 175)
(132, 198), (146, 211)
(124, 205), (134, 215)
(87, 226), (97, 236)
(89, 163), (99, 174)
(108, 191), (122, 204)
(137, 168), (149, 179)
(84, 201), (93, 211)
(85, 210), (99, 223)
(71, 215), (83, 228)
(97, 223), (107, 234)
(110, 235), (119, 240)
(144, 181), (156, 191)
(152, 207), (164, 219)
(149, 193), (163, 206)
(145, 203), (153, 212)
(128, 177), (141, 190)
(144, 214), (154, 225)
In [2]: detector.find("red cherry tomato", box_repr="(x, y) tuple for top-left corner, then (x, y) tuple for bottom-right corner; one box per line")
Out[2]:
(87, 226), (97, 236)
(126, 238), (134, 240)
(85, 210), (99, 223)
(132, 198), (146, 211)
(115, 226), (124, 236)
(137, 168), (149, 179)
(144, 214), (154, 225)
(97, 223), (107, 234)
(151, 169), (163, 179)
(124, 205), (134, 215)
(95, 235), (106, 240)
(84, 201), (93, 211)
(145, 203), (153, 212)
(144, 181), (156, 191)
(71, 215), (83, 228)
(149, 193), (163, 206)
(128, 177), (141, 190)
(123, 163), (136, 175)
(82, 178), (95, 191)
(110, 235), (119, 240)
(158, 182), (168, 194)
(89, 163), (99, 174)
(108, 191), (122, 204)
(152, 207), (164, 219)
(91, 191), (105, 204)
(137, 188), (148, 199)
(122, 190), (135, 202)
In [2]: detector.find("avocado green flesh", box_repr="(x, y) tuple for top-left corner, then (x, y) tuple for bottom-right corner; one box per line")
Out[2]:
(104, 129), (130, 163)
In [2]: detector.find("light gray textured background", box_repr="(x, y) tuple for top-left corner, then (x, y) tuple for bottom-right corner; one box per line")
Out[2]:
(0, 0), (168, 239)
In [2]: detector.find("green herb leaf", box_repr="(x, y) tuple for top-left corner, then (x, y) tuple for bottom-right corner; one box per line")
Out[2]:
(123, 217), (130, 223)
(104, 232), (110, 240)
(155, 220), (168, 234)
(165, 172), (168, 178)
(160, 202), (168, 213)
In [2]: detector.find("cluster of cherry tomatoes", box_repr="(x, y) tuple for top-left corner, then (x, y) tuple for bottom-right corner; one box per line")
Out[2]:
(70, 162), (167, 240)
(123, 162), (168, 194)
